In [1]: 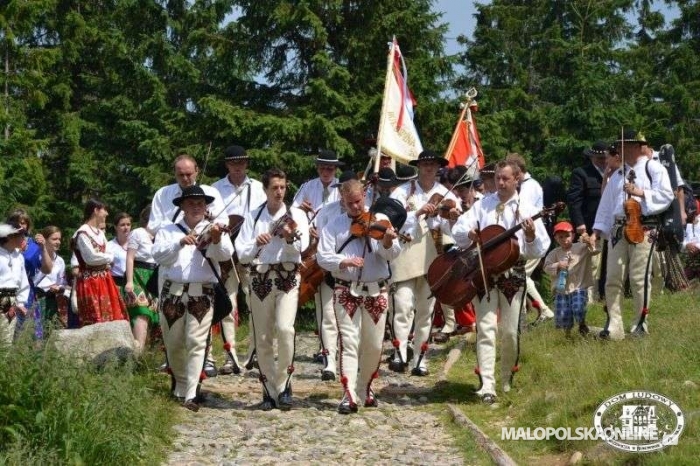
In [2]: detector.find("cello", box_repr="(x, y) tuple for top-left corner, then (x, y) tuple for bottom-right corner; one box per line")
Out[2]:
(427, 202), (565, 308)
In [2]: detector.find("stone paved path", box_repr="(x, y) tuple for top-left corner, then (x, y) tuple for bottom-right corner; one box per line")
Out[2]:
(167, 333), (466, 465)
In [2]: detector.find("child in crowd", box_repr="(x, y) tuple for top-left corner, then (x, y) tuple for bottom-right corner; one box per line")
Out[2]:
(544, 221), (599, 336)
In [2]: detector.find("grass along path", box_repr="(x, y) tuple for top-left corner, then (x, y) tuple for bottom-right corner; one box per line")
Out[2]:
(437, 287), (700, 465)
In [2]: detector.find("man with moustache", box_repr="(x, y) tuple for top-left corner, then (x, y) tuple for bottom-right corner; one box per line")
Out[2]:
(152, 186), (234, 411)
(452, 159), (550, 403)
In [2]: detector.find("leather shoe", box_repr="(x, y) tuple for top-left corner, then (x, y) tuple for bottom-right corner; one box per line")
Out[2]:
(432, 332), (449, 344)
(364, 391), (378, 408)
(321, 370), (335, 381)
(258, 397), (276, 411)
(182, 400), (200, 412)
(243, 355), (258, 371)
(277, 391), (293, 411)
(388, 358), (407, 373)
(481, 393), (497, 405)
(203, 361), (218, 378)
(411, 366), (429, 377)
(578, 323), (590, 336)
(312, 352), (325, 364)
(338, 398), (358, 415)
(219, 359), (241, 375)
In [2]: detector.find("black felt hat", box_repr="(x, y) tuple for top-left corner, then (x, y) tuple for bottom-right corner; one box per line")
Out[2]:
(395, 163), (417, 182)
(173, 185), (215, 206)
(376, 167), (397, 187)
(409, 150), (449, 167)
(315, 150), (345, 166)
(583, 141), (610, 157)
(614, 129), (648, 146)
(370, 197), (408, 231)
(223, 145), (249, 161)
(331, 170), (359, 188)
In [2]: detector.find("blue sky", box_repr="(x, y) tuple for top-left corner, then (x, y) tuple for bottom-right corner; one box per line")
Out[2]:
(434, 0), (681, 55)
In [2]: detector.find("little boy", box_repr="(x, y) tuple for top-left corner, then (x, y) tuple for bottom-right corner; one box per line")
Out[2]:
(544, 221), (599, 336)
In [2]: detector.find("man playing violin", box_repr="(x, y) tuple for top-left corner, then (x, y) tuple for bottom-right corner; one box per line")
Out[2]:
(235, 168), (309, 411)
(212, 145), (266, 375)
(309, 170), (366, 381)
(452, 159), (551, 404)
(151, 186), (235, 411)
(148, 153), (228, 377)
(317, 179), (401, 414)
(590, 129), (674, 340)
(388, 150), (458, 376)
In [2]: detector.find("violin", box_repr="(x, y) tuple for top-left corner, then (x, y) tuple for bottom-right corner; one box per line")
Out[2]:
(349, 212), (412, 243)
(623, 170), (644, 244)
(270, 211), (301, 242)
(427, 193), (458, 220)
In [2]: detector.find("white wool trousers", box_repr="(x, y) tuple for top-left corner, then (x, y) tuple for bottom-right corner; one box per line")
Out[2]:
(604, 233), (654, 340)
(334, 285), (388, 405)
(391, 276), (435, 369)
(315, 280), (338, 374)
(473, 286), (523, 396)
(160, 283), (214, 401)
(248, 272), (299, 400)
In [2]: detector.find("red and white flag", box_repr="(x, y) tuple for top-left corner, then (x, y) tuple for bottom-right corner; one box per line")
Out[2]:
(445, 100), (485, 170)
(375, 38), (423, 171)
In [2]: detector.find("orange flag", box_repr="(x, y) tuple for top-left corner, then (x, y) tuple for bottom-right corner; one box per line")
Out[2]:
(446, 101), (485, 170)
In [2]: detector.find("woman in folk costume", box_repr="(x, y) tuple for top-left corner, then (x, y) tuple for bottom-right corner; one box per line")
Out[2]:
(107, 212), (132, 295)
(6, 209), (53, 339)
(72, 199), (127, 326)
(33, 226), (70, 329)
(124, 205), (159, 352)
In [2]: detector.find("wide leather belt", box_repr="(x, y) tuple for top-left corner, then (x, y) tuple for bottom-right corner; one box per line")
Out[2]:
(335, 278), (388, 290)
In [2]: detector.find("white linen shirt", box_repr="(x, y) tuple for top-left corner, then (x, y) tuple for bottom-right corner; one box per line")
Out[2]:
(452, 192), (550, 260)
(73, 226), (113, 267)
(518, 173), (543, 209)
(212, 175), (266, 217)
(593, 157), (674, 239)
(390, 179), (457, 239)
(683, 219), (700, 251)
(0, 247), (30, 305)
(34, 254), (67, 291)
(147, 183), (228, 233)
(152, 219), (234, 284)
(107, 238), (127, 277)
(292, 177), (341, 219)
(317, 213), (401, 283)
(127, 227), (156, 263)
(235, 205), (310, 265)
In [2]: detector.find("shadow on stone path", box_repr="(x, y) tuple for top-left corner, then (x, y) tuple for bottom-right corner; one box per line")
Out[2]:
(167, 333), (466, 465)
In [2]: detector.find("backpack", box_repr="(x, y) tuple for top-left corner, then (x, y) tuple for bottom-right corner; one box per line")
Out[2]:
(647, 145), (684, 245)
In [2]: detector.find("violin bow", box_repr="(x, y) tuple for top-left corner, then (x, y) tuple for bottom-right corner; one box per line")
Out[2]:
(474, 221), (490, 302)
